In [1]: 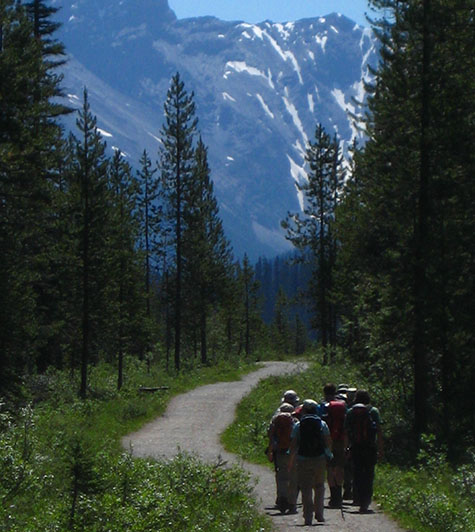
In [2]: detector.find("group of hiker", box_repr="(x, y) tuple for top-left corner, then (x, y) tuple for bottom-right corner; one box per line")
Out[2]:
(267, 383), (383, 526)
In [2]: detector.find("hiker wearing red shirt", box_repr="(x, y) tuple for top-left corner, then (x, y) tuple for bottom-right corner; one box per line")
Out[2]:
(317, 383), (347, 509)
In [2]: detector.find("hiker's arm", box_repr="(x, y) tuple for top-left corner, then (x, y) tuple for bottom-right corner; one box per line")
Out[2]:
(267, 423), (274, 446)
(343, 427), (349, 450)
(288, 436), (298, 471)
(324, 433), (334, 460)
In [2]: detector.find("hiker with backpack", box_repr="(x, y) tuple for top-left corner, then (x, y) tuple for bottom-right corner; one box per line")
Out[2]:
(341, 385), (358, 501)
(288, 399), (333, 525)
(267, 393), (300, 513)
(345, 389), (384, 514)
(317, 383), (347, 509)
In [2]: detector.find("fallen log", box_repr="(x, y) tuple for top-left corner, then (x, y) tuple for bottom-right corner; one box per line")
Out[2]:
(138, 386), (169, 393)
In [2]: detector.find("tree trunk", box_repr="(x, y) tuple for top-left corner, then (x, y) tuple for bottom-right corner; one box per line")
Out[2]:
(200, 309), (207, 365)
(413, 0), (432, 437)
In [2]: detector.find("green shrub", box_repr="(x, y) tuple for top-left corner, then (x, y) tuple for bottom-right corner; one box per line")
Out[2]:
(0, 360), (271, 531)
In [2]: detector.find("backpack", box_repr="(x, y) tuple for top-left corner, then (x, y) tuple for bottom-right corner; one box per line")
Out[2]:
(272, 412), (294, 451)
(349, 404), (377, 446)
(326, 400), (347, 442)
(298, 415), (325, 457)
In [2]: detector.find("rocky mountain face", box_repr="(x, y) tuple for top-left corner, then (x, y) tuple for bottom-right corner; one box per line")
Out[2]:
(55, 0), (377, 259)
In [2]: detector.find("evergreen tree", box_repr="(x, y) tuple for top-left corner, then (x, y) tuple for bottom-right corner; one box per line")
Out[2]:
(136, 149), (160, 350)
(294, 314), (308, 356)
(159, 72), (198, 371)
(0, 0), (66, 392)
(282, 124), (342, 362)
(182, 138), (233, 364)
(336, 0), (475, 448)
(271, 288), (292, 355)
(237, 255), (261, 357)
(106, 150), (142, 389)
(69, 89), (109, 398)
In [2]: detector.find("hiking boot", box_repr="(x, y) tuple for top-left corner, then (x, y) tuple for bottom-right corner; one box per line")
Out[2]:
(328, 486), (338, 508)
(343, 489), (353, 500)
(287, 504), (297, 514)
(276, 496), (288, 513)
(328, 486), (342, 508)
(359, 506), (374, 514)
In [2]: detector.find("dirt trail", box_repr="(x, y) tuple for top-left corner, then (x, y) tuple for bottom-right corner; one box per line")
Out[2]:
(122, 361), (406, 531)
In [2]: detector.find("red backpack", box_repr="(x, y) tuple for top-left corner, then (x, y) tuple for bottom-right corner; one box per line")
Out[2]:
(272, 412), (294, 451)
(326, 400), (347, 442)
(349, 404), (377, 446)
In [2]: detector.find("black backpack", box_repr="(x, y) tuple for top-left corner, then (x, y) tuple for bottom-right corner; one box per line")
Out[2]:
(298, 415), (325, 457)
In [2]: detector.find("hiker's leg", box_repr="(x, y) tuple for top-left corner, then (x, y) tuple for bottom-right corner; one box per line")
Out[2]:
(333, 441), (346, 486)
(276, 453), (291, 497)
(343, 450), (353, 499)
(364, 448), (377, 508)
(329, 441), (345, 507)
(313, 457), (326, 521)
(358, 447), (376, 510)
(287, 457), (299, 512)
(273, 450), (279, 504)
(352, 447), (364, 505)
(275, 452), (291, 510)
(327, 463), (337, 506)
(298, 459), (315, 525)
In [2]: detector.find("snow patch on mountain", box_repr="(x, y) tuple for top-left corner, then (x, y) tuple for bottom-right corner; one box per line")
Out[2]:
(222, 92), (236, 102)
(263, 29), (303, 84)
(315, 34), (328, 52)
(57, 2), (378, 259)
(283, 94), (308, 146)
(256, 94), (274, 119)
(287, 155), (307, 211)
(224, 61), (273, 89)
(97, 128), (113, 138)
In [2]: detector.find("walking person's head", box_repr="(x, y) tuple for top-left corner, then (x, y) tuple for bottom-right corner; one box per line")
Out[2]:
(323, 383), (336, 399)
(354, 389), (371, 405)
(281, 389), (300, 407)
(279, 402), (295, 413)
(301, 399), (318, 415)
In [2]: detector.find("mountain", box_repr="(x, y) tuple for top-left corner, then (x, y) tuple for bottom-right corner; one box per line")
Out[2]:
(55, 0), (377, 259)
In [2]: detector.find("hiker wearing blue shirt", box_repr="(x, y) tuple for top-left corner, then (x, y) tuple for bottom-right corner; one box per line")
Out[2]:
(287, 399), (333, 525)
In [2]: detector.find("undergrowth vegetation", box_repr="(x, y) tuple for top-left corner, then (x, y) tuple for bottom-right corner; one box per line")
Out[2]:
(0, 357), (271, 531)
(221, 354), (475, 532)
(375, 439), (475, 532)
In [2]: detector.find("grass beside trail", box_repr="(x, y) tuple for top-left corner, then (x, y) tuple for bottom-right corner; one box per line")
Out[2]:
(1, 358), (272, 532)
(221, 357), (475, 532)
(221, 356), (363, 466)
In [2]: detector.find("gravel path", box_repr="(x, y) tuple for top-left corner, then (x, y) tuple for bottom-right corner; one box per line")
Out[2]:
(122, 361), (406, 531)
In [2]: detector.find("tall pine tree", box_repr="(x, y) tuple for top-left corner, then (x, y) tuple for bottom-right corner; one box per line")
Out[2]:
(159, 72), (198, 371)
(182, 137), (233, 364)
(282, 124), (342, 363)
(336, 0), (475, 449)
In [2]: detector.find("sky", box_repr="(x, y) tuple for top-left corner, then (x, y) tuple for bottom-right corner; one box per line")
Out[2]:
(168, 0), (373, 27)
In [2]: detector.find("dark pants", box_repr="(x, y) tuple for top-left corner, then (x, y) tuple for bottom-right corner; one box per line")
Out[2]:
(351, 445), (377, 509)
